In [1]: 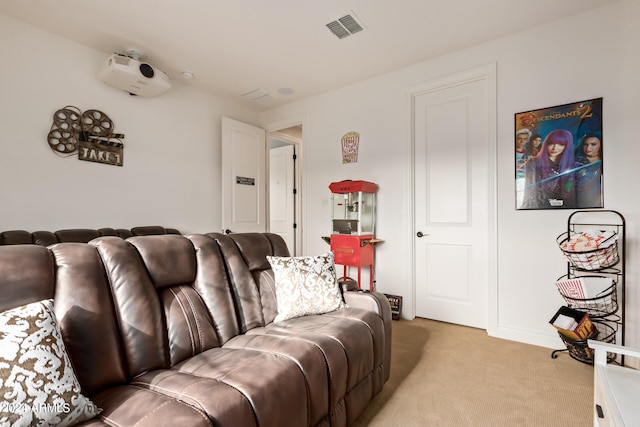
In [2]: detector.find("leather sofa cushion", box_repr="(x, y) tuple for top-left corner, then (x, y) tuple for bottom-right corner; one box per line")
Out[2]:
(51, 243), (129, 396)
(188, 234), (241, 345)
(224, 332), (336, 425)
(0, 229), (32, 245)
(33, 230), (58, 246)
(55, 228), (101, 243)
(131, 371), (254, 426)
(172, 347), (309, 427)
(131, 225), (180, 236)
(0, 245), (55, 311)
(89, 385), (212, 427)
(210, 233), (288, 332)
(128, 235), (196, 289)
(91, 236), (168, 376)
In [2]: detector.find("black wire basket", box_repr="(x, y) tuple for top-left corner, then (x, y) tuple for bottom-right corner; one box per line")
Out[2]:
(556, 276), (618, 318)
(557, 231), (619, 270)
(558, 321), (617, 365)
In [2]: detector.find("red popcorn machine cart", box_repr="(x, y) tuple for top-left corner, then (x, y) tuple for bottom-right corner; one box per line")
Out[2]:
(326, 180), (381, 290)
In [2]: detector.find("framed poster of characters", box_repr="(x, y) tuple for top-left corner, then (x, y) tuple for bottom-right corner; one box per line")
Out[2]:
(515, 98), (603, 210)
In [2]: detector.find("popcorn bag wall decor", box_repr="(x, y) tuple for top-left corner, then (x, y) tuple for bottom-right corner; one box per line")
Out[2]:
(341, 131), (360, 164)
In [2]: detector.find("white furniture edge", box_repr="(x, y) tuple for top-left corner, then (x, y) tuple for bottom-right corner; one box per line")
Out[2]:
(588, 340), (640, 364)
(588, 340), (640, 427)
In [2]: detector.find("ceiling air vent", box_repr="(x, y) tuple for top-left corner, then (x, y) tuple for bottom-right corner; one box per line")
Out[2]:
(326, 12), (365, 39)
(241, 88), (275, 104)
(242, 88), (270, 101)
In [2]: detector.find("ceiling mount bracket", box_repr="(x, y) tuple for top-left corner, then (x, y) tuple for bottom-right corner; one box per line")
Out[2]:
(126, 49), (146, 61)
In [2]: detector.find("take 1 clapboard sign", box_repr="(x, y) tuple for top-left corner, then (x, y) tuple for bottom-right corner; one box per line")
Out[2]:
(47, 106), (124, 166)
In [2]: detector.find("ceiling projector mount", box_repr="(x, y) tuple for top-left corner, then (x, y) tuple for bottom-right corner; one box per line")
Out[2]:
(125, 49), (146, 61)
(97, 49), (171, 97)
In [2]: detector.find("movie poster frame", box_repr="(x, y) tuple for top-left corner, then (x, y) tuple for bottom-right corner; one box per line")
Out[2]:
(515, 98), (603, 210)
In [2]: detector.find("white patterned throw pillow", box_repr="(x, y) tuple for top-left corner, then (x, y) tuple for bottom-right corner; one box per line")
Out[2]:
(267, 252), (347, 322)
(0, 299), (101, 427)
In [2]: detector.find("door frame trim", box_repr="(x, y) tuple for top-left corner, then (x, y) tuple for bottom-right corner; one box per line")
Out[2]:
(407, 63), (497, 335)
(268, 131), (301, 255)
(264, 117), (305, 256)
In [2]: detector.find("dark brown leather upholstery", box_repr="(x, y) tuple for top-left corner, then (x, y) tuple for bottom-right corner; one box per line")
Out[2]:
(115, 229), (134, 238)
(0, 232), (391, 427)
(32, 230), (59, 246)
(0, 245), (55, 312)
(130, 225), (181, 236)
(93, 235), (311, 426)
(50, 243), (127, 396)
(0, 226), (180, 245)
(0, 229), (32, 245)
(0, 242), (212, 427)
(211, 232), (391, 426)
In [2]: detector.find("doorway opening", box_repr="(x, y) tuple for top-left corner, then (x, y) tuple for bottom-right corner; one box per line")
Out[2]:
(268, 125), (302, 255)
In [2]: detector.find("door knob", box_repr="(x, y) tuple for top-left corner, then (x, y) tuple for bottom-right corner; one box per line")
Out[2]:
(416, 231), (427, 238)
(224, 229), (233, 235)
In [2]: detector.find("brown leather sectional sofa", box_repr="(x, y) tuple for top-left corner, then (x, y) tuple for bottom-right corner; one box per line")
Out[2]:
(0, 230), (391, 426)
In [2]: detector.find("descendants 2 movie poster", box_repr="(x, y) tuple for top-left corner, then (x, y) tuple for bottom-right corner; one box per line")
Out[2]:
(515, 98), (603, 210)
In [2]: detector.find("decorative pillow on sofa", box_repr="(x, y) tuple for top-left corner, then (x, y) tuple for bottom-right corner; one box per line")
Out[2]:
(267, 252), (347, 322)
(0, 299), (101, 427)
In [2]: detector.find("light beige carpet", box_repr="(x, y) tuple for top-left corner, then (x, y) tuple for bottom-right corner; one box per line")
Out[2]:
(353, 318), (593, 427)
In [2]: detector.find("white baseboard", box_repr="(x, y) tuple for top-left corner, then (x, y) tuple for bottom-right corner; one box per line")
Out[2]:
(491, 325), (640, 370)
(491, 324), (564, 350)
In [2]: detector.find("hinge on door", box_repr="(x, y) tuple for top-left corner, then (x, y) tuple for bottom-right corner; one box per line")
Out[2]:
(293, 154), (297, 160)
(293, 223), (297, 229)
(293, 189), (297, 194)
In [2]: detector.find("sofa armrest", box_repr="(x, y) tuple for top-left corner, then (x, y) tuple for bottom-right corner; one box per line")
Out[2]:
(343, 290), (392, 382)
(340, 279), (358, 293)
(343, 290), (391, 321)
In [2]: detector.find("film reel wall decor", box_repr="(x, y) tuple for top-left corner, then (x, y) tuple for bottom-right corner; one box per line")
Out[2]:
(47, 106), (125, 166)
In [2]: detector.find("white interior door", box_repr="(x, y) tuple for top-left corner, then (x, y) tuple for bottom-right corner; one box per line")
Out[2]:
(221, 116), (266, 233)
(412, 66), (495, 329)
(269, 144), (295, 251)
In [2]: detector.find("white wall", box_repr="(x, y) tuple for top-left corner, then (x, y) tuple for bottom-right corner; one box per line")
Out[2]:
(261, 1), (640, 349)
(0, 13), (259, 233)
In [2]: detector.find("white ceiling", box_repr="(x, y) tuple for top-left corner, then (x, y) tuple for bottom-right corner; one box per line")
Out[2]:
(0, 0), (618, 112)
